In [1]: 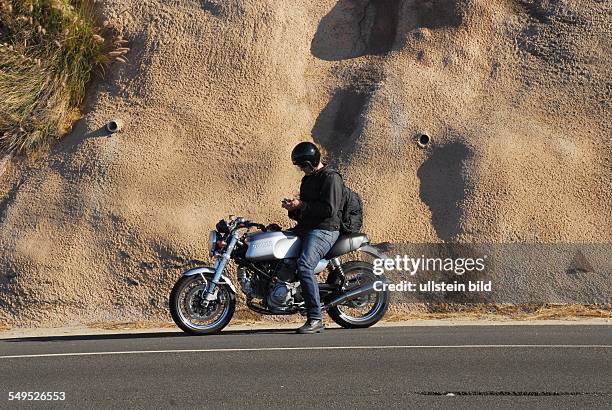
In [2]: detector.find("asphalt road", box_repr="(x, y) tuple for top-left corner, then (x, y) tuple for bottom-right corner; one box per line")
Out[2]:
(0, 325), (610, 409)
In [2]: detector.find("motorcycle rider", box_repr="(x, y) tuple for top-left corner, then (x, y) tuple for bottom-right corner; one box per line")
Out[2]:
(282, 142), (343, 334)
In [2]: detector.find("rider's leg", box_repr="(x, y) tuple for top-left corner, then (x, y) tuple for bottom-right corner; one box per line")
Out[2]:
(296, 229), (340, 320)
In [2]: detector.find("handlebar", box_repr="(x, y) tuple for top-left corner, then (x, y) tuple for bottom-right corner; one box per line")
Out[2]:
(226, 216), (282, 233)
(245, 222), (267, 230)
(236, 219), (283, 232)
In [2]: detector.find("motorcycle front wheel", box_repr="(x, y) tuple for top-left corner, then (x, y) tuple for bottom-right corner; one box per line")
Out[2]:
(327, 261), (389, 328)
(169, 274), (235, 335)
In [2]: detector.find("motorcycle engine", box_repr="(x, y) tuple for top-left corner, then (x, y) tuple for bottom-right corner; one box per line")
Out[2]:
(267, 280), (299, 309)
(237, 266), (264, 299)
(238, 260), (301, 309)
(274, 259), (298, 282)
(267, 259), (299, 308)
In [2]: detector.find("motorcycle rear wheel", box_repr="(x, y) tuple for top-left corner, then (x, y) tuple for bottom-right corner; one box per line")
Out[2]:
(170, 274), (235, 335)
(327, 261), (389, 328)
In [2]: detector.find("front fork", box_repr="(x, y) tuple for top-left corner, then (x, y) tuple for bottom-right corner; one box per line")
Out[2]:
(204, 233), (239, 301)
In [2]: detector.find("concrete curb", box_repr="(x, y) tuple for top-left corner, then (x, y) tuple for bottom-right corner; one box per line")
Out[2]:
(0, 318), (609, 340)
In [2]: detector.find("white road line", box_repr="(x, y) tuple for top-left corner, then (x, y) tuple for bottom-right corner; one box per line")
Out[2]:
(1, 345), (610, 359)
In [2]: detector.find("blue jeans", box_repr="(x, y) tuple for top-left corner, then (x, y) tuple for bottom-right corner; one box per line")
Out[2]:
(297, 229), (340, 320)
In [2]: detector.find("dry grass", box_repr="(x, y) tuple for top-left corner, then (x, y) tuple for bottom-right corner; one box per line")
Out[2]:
(0, 0), (128, 156)
(87, 321), (177, 331)
(85, 310), (292, 331)
(383, 303), (612, 321)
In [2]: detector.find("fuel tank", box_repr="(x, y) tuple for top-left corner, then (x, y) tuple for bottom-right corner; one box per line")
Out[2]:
(244, 231), (301, 261)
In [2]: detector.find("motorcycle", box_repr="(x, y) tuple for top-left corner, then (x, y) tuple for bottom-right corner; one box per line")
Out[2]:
(169, 215), (391, 334)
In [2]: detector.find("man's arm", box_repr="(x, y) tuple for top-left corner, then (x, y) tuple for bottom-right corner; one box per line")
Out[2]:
(288, 208), (301, 221)
(300, 173), (343, 220)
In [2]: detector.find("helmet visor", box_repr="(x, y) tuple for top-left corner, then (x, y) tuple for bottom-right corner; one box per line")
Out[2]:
(293, 158), (309, 166)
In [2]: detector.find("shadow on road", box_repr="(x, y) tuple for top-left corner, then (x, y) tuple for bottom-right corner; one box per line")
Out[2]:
(1, 328), (305, 343)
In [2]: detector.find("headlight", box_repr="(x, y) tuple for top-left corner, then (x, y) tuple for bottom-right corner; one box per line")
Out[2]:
(207, 230), (218, 256)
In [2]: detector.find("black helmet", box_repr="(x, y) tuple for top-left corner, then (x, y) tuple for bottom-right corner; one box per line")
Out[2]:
(291, 142), (321, 168)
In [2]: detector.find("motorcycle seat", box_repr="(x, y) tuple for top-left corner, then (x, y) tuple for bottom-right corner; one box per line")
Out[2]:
(325, 233), (369, 259)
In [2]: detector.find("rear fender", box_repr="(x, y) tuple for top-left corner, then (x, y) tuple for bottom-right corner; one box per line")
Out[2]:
(357, 243), (392, 262)
(182, 267), (237, 293)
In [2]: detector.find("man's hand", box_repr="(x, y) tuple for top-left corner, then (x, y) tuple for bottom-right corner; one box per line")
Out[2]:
(281, 198), (302, 211)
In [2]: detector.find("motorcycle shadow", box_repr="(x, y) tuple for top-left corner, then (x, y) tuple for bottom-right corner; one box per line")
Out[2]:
(2, 328), (302, 343)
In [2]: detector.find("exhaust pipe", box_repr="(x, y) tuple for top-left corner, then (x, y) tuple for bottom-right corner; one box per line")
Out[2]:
(324, 282), (379, 308)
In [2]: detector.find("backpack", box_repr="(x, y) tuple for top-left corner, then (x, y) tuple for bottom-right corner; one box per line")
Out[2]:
(339, 185), (363, 234)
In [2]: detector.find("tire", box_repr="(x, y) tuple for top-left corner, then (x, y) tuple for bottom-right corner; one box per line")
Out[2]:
(327, 261), (389, 329)
(170, 274), (236, 335)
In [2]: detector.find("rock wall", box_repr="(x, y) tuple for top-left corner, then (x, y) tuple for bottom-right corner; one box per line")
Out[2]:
(0, 0), (609, 326)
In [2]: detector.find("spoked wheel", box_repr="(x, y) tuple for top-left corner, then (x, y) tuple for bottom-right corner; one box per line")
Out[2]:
(327, 261), (389, 328)
(170, 274), (235, 335)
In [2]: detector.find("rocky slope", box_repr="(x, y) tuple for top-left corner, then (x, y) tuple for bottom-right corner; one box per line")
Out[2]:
(0, 0), (610, 326)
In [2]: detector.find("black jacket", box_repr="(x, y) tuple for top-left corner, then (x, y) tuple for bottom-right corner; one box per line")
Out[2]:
(288, 165), (343, 232)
